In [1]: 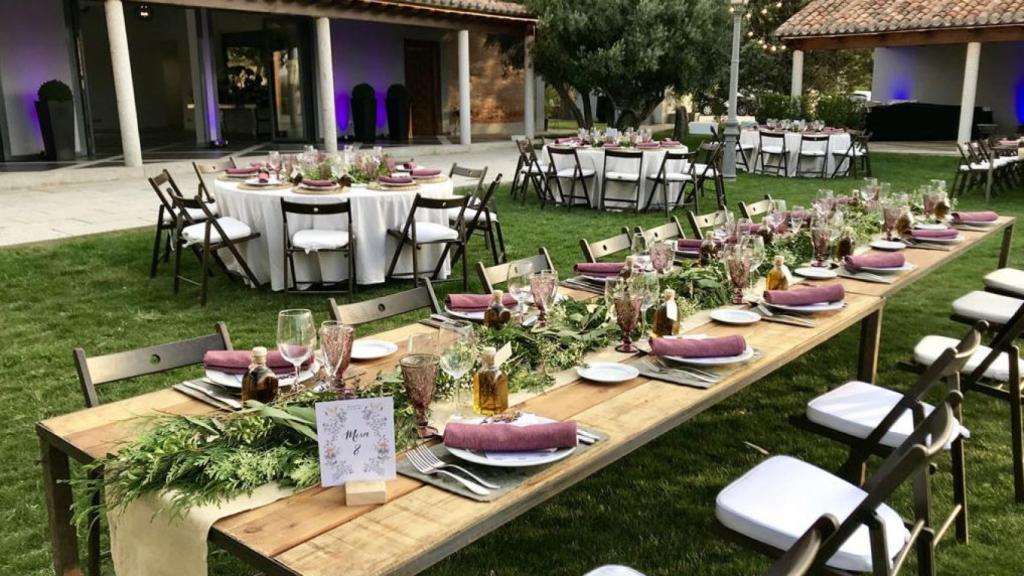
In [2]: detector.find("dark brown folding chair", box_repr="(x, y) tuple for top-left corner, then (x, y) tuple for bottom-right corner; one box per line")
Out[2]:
(450, 167), (506, 265)
(545, 146), (594, 209)
(765, 514), (839, 576)
(579, 227), (632, 263)
(280, 198), (356, 296)
(644, 149), (696, 215)
(687, 208), (729, 240)
(634, 217), (687, 244)
(795, 133), (831, 179)
(192, 157), (236, 204)
(693, 140), (726, 208)
(385, 194), (470, 290)
(171, 193), (261, 306)
(794, 323), (984, 546)
(72, 322), (233, 576)
(148, 170), (211, 278)
(832, 130), (872, 179)
(512, 138), (549, 206)
(476, 247), (555, 293)
(738, 194), (776, 222)
(328, 281), (441, 327)
(757, 130), (788, 177)
(599, 149), (644, 212)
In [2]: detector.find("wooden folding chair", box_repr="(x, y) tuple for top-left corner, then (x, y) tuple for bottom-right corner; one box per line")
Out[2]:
(545, 146), (594, 209)
(832, 130), (872, 179)
(147, 170), (211, 278)
(72, 322), (233, 576)
(280, 198), (356, 296)
(579, 228), (632, 263)
(795, 133), (831, 179)
(385, 194), (470, 290)
(738, 194), (776, 222)
(450, 168), (506, 265)
(757, 130), (788, 177)
(599, 149), (644, 212)
(192, 157), (236, 204)
(765, 514), (839, 576)
(511, 138), (548, 205)
(635, 217), (687, 244)
(328, 281), (441, 327)
(644, 149), (696, 215)
(476, 247), (555, 293)
(687, 208), (729, 240)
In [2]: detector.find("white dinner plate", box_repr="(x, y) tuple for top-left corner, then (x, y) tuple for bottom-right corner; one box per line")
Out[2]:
(244, 177), (282, 187)
(205, 365), (316, 389)
(914, 222), (949, 231)
(709, 309), (761, 325)
(351, 339), (399, 360)
(664, 344), (756, 367)
(912, 234), (963, 244)
(445, 413), (577, 468)
(581, 275), (614, 283)
(576, 362), (640, 383)
(445, 307), (486, 322)
(869, 240), (906, 251)
(858, 263), (915, 274)
(765, 300), (846, 314)
(794, 266), (838, 280)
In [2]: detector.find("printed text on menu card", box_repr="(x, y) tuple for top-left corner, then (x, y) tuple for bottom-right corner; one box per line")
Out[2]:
(315, 397), (396, 487)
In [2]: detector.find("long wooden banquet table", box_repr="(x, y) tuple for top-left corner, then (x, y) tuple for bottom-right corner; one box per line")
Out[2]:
(36, 217), (1014, 576)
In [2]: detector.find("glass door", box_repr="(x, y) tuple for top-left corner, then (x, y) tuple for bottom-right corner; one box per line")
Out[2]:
(264, 18), (311, 141)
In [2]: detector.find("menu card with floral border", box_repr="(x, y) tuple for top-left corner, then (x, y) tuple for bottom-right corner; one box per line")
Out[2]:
(315, 398), (396, 487)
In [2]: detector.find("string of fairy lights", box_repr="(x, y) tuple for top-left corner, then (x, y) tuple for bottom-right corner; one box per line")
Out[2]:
(728, 0), (791, 54)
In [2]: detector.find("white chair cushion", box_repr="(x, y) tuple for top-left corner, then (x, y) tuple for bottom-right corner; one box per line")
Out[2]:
(807, 380), (967, 449)
(692, 163), (715, 174)
(520, 163), (547, 174)
(606, 171), (641, 182)
(448, 206), (498, 223)
(291, 229), (350, 252)
(799, 150), (827, 157)
(181, 217), (253, 246)
(738, 142), (756, 150)
(555, 167), (596, 178)
(583, 567), (645, 576)
(914, 334), (1023, 382)
(411, 221), (459, 242)
(952, 290), (1023, 325)
(984, 268), (1024, 297)
(656, 172), (693, 182)
(761, 145), (785, 154)
(163, 206), (209, 224)
(716, 455), (908, 573)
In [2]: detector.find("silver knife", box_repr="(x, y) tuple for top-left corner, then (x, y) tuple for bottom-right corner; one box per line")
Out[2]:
(183, 380), (242, 409)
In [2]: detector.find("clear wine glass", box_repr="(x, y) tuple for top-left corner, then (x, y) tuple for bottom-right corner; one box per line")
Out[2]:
(438, 321), (477, 420)
(742, 234), (766, 274)
(882, 201), (901, 240)
(635, 272), (660, 336)
(789, 206), (807, 235)
(772, 199), (787, 213)
(268, 151), (281, 179)
(506, 260), (535, 323)
(631, 231), (650, 270)
(277, 309), (316, 386)
(319, 320), (353, 397)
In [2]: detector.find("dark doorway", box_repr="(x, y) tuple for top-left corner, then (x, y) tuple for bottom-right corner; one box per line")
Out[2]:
(404, 40), (441, 137)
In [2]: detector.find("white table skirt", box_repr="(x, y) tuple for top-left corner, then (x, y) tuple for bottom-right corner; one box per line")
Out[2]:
(541, 145), (690, 210)
(213, 178), (455, 290)
(739, 130), (851, 177)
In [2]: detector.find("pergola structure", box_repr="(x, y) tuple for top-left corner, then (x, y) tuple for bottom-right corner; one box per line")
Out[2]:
(100, 0), (535, 166)
(776, 0), (1024, 142)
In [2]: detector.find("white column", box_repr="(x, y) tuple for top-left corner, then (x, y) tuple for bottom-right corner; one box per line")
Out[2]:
(790, 49), (804, 97)
(535, 76), (546, 134)
(104, 0), (142, 167)
(957, 42), (982, 143)
(523, 33), (535, 140)
(316, 17), (338, 152)
(458, 29), (471, 146)
(198, 9), (220, 143)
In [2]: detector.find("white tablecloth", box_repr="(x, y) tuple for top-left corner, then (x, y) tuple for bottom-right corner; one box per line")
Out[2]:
(739, 130), (851, 177)
(213, 178), (455, 290)
(541, 145), (690, 210)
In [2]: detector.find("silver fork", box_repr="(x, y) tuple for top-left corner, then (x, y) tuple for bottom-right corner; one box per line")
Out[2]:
(757, 303), (817, 327)
(406, 447), (491, 496)
(652, 358), (721, 383)
(413, 445), (500, 489)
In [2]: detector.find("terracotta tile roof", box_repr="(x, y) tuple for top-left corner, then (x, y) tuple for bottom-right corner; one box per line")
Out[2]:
(359, 0), (531, 18)
(776, 0), (1024, 38)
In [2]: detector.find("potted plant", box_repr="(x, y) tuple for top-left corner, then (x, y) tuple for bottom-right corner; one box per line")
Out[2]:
(351, 83), (377, 143)
(36, 80), (75, 161)
(385, 84), (410, 142)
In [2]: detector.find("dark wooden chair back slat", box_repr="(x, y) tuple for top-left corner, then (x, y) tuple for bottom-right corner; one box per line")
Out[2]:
(415, 195), (471, 211)
(73, 322), (233, 408)
(193, 158), (237, 174)
(476, 247), (555, 293)
(280, 199), (352, 216)
(580, 228), (632, 263)
(765, 514), (839, 576)
(328, 282), (440, 327)
(965, 300), (1024, 384)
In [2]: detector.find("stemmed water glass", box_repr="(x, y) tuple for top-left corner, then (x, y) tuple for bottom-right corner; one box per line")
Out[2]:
(529, 270), (558, 326)
(634, 272), (660, 337)
(810, 218), (832, 267)
(742, 234), (766, 275)
(631, 231), (650, 270)
(277, 309), (316, 386)
(506, 260), (535, 323)
(882, 201), (902, 240)
(611, 285), (643, 353)
(438, 321), (477, 420)
(268, 151), (281, 180)
(401, 332), (440, 437)
(789, 206), (807, 235)
(649, 241), (675, 274)
(723, 245), (752, 304)
(319, 321), (354, 397)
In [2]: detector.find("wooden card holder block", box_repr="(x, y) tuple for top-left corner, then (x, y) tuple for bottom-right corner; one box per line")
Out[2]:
(345, 480), (388, 506)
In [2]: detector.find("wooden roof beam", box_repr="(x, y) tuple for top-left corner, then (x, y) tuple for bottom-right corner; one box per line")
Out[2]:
(782, 25), (1024, 51)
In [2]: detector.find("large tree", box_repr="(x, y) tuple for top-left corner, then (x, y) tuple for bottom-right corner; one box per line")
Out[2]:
(522, 0), (730, 129)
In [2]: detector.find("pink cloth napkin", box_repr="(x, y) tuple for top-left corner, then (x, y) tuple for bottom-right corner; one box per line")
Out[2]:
(446, 293), (518, 312)
(380, 175), (414, 185)
(662, 139), (681, 146)
(788, 210), (809, 222)
(651, 335), (747, 358)
(226, 167), (258, 175)
(555, 137), (579, 145)
(444, 421), (578, 452)
(764, 284), (845, 306)
(203, 350), (311, 376)
(844, 252), (905, 272)
(574, 262), (625, 277)
(834, 196), (857, 206)
(302, 179), (335, 188)
(911, 228), (958, 239)
(411, 168), (442, 177)
(677, 238), (703, 251)
(953, 211), (998, 223)
(404, 160), (418, 170)
(637, 142), (661, 149)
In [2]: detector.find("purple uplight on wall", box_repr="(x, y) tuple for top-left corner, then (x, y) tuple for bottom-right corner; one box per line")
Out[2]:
(1015, 78), (1024, 123)
(376, 90), (388, 130)
(335, 92), (350, 132)
(890, 77), (912, 101)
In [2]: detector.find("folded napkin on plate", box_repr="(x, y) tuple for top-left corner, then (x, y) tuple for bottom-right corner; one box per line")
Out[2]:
(602, 142), (622, 149)
(677, 238), (704, 251)
(574, 262), (625, 277)
(637, 142), (661, 149)
(444, 421), (578, 452)
(844, 252), (905, 271)
(953, 211), (998, 223)
(661, 139), (681, 146)
(651, 335), (746, 358)
(446, 293), (518, 312)
(379, 175), (414, 185)
(411, 168), (442, 178)
(555, 137), (579, 145)
(226, 167), (258, 175)
(302, 179), (335, 188)
(911, 228), (958, 240)
(203, 350), (311, 375)
(403, 160), (418, 170)
(764, 284), (845, 306)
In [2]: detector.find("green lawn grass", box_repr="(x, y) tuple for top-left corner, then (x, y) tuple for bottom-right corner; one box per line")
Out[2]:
(2, 154), (1023, 575)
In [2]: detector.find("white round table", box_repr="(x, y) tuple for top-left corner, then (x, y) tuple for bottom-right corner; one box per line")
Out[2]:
(739, 129), (851, 177)
(541, 145), (690, 209)
(213, 177), (456, 290)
